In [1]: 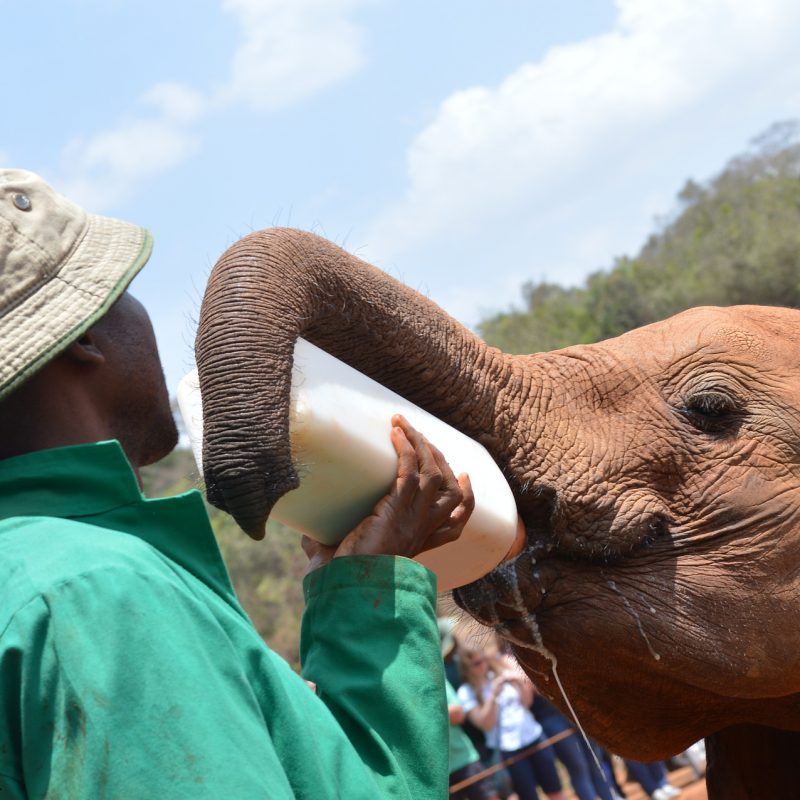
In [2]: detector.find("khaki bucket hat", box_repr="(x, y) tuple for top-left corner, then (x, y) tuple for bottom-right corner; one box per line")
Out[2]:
(0, 169), (153, 400)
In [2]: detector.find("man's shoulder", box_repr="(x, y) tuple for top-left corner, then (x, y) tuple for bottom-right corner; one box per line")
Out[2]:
(0, 513), (159, 561)
(0, 516), (170, 622)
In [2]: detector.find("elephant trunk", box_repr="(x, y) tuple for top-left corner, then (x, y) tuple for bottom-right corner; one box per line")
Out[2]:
(195, 228), (513, 538)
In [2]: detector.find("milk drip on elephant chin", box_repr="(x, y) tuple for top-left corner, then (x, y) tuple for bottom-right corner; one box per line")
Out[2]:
(178, 338), (524, 592)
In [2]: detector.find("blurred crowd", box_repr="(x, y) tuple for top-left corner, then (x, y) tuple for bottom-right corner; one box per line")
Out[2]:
(440, 619), (706, 800)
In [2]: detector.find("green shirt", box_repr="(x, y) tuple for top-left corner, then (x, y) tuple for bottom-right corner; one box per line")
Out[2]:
(445, 680), (479, 774)
(0, 441), (447, 799)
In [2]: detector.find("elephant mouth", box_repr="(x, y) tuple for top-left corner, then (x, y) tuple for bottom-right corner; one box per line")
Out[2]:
(453, 487), (672, 633)
(453, 489), (560, 627)
(453, 536), (556, 630)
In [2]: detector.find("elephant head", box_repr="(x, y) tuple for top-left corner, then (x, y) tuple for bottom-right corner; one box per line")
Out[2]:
(195, 228), (800, 800)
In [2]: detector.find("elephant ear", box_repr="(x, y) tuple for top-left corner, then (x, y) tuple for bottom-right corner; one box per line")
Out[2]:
(195, 227), (513, 538)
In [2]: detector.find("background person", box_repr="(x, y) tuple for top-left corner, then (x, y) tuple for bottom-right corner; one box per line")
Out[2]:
(446, 678), (502, 800)
(440, 618), (501, 800)
(457, 644), (565, 800)
(623, 759), (681, 800)
(441, 616), (464, 688)
(532, 693), (616, 800)
(440, 618), (517, 800)
(0, 169), (474, 799)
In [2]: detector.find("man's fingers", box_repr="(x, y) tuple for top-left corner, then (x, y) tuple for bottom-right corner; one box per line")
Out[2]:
(417, 527), (461, 553)
(338, 415), (475, 560)
(415, 474), (475, 553)
(392, 415), (474, 529)
(416, 508), (469, 552)
(426, 438), (461, 499)
(426, 469), (473, 534)
(389, 425), (420, 506)
(302, 535), (337, 573)
(301, 535), (320, 558)
(425, 438), (465, 518)
(392, 416), (443, 503)
(455, 472), (475, 518)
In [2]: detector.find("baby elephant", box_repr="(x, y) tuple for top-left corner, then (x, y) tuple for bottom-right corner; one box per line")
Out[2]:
(195, 228), (800, 800)
(454, 303), (800, 800)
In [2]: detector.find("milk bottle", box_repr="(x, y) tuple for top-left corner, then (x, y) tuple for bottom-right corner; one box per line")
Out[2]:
(178, 338), (523, 591)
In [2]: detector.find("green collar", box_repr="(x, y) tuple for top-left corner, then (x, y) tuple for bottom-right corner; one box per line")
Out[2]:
(0, 440), (146, 519)
(0, 440), (238, 606)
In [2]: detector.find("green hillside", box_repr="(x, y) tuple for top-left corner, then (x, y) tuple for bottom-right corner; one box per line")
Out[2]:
(479, 121), (800, 352)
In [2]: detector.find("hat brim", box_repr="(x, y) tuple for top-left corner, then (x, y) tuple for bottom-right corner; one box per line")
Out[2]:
(0, 211), (153, 400)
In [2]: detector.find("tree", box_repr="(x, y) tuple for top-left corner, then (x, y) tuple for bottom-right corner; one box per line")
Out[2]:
(478, 121), (800, 353)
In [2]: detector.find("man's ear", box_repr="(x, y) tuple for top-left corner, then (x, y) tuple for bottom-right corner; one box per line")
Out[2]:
(65, 329), (106, 365)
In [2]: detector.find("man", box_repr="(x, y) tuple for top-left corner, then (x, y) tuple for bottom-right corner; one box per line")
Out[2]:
(0, 169), (474, 798)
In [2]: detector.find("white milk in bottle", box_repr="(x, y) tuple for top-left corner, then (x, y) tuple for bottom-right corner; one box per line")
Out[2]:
(177, 338), (523, 591)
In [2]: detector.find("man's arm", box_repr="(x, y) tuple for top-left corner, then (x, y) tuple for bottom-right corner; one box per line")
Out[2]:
(5, 550), (459, 800)
(1, 568), (303, 799)
(300, 415), (475, 799)
(301, 556), (446, 798)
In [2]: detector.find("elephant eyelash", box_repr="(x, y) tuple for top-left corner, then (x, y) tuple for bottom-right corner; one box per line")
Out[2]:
(686, 390), (741, 416)
(677, 390), (745, 434)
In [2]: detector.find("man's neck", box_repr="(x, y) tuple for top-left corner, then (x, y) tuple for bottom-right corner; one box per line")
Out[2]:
(0, 375), (118, 462)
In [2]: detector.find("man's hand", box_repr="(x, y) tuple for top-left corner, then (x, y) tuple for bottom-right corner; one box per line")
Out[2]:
(302, 414), (474, 571)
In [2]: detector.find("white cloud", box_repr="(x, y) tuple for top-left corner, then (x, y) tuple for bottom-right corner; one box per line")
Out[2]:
(142, 82), (207, 124)
(217, 0), (373, 111)
(59, 112), (201, 210)
(57, 0), (373, 210)
(367, 0), (800, 263)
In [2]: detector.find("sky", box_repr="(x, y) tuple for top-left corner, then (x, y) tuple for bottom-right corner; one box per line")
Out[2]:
(4, 0), (800, 393)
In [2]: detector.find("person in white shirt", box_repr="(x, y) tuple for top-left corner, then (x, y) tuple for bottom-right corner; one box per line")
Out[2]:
(457, 645), (565, 800)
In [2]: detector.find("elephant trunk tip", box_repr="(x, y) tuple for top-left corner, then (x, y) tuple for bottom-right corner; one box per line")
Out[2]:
(203, 459), (294, 541)
(236, 516), (269, 541)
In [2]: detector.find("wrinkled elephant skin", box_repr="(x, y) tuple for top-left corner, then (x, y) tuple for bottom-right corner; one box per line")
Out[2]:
(453, 305), (800, 799)
(195, 229), (800, 800)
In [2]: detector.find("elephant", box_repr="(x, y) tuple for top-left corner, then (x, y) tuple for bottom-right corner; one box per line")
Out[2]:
(195, 228), (800, 800)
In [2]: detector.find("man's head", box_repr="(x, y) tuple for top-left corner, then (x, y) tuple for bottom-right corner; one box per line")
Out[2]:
(0, 169), (177, 467)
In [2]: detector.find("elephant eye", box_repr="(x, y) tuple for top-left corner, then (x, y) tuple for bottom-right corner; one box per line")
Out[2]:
(679, 389), (743, 434)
